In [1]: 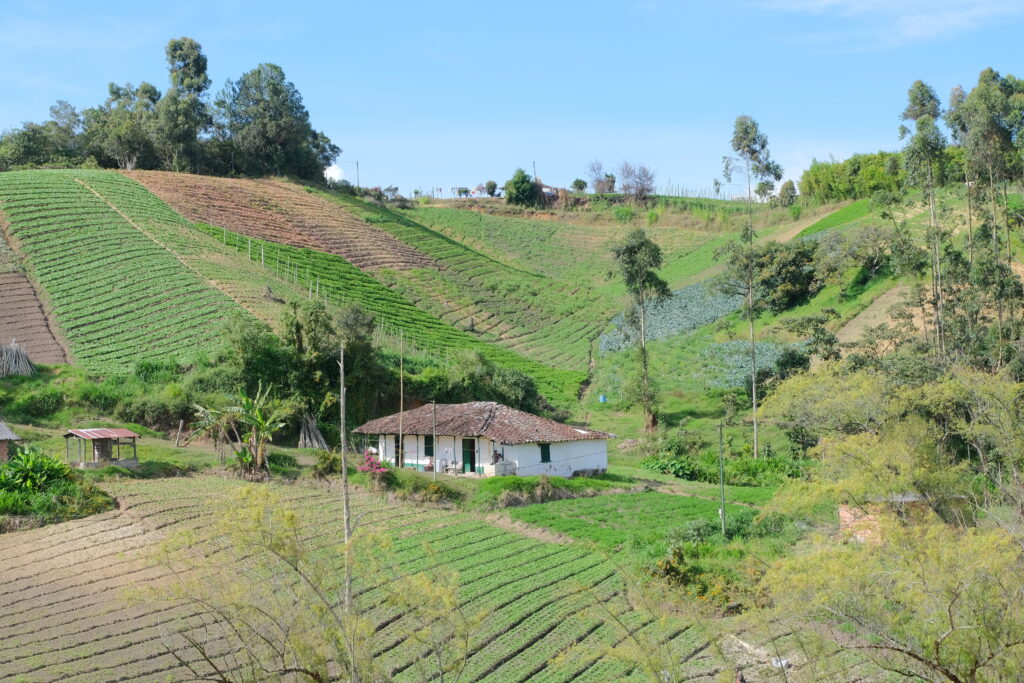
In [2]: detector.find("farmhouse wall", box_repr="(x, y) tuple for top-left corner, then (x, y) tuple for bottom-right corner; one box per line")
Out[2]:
(0, 441), (7, 461)
(504, 439), (607, 478)
(375, 434), (607, 477)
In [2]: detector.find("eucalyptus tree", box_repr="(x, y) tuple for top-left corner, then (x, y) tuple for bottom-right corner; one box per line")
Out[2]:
(946, 85), (975, 263)
(963, 71), (1012, 261)
(900, 80), (948, 354)
(610, 229), (670, 432)
(723, 115), (783, 242)
(719, 115), (781, 456)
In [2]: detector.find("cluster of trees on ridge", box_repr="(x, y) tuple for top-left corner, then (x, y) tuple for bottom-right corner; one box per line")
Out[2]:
(801, 68), (1024, 205)
(0, 37), (339, 181)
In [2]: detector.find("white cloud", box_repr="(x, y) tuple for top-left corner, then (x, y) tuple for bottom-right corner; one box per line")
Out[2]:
(763, 0), (1023, 47)
(324, 165), (344, 182)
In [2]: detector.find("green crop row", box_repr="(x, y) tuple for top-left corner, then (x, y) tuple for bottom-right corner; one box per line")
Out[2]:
(0, 170), (243, 373)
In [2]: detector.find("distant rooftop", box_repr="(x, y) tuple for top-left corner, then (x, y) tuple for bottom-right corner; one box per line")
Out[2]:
(0, 422), (21, 441)
(64, 428), (140, 440)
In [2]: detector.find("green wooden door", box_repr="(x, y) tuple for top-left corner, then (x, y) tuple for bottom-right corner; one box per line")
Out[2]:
(462, 438), (476, 474)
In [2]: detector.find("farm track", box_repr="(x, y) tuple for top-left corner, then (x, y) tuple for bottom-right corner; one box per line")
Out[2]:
(0, 477), (724, 681)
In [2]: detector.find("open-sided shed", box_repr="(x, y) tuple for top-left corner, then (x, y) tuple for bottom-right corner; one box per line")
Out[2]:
(64, 428), (140, 469)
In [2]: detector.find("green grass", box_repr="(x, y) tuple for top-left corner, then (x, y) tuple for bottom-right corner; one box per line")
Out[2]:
(796, 198), (871, 237)
(508, 491), (749, 558)
(608, 465), (776, 505)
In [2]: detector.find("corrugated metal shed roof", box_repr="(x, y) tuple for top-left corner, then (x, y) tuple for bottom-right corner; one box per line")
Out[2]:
(0, 422), (21, 441)
(354, 402), (613, 444)
(63, 428), (140, 440)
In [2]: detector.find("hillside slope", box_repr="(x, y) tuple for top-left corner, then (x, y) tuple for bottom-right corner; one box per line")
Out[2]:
(0, 170), (244, 372)
(125, 172), (608, 372)
(0, 477), (725, 682)
(127, 171), (435, 272)
(0, 170), (582, 404)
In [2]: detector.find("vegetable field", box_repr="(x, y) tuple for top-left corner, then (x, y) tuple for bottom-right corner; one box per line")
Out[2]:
(127, 171), (435, 272)
(0, 170), (242, 373)
(189, 221), (585, 405)
(325, 194), (610, 371)
(599, 282), (741, 353)
(0, 477), (729, 682)
(0, 271), (67, 364)
(0, 170), (582, 404)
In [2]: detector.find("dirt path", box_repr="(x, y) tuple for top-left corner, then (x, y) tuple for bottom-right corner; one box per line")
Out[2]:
(836, 285), (909, 345)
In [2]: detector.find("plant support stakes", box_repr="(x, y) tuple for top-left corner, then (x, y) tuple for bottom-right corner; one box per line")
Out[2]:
(0, 340), (34, 378)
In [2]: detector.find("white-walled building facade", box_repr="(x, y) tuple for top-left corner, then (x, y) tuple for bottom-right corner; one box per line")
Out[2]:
(353, 402), (612, 478)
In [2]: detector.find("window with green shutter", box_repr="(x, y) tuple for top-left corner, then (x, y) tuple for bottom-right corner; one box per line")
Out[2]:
(539, 443), (551, 463)
(424, 434), (434, 458)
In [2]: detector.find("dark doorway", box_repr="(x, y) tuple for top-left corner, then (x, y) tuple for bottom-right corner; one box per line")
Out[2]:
(462, 438), (476, 474)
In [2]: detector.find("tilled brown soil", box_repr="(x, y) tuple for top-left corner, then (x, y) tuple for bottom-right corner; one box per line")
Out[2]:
(0, 271), (68, 364)
(126, 171), (436, 272)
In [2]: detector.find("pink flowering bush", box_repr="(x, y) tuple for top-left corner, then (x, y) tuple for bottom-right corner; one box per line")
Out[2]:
(358, 451), (394, 491)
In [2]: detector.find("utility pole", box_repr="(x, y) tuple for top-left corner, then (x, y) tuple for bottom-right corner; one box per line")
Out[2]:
(338, 344), (350, 544)
(532, 160), (537, 180)
(356, 160), (360, 189)
(432, 401), (437, 482)
(398, 332), (404, 469)
(719, 421), (726, 536)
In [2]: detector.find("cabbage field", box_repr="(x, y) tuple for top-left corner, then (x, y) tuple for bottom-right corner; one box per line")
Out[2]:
(598, 282), (741, 353)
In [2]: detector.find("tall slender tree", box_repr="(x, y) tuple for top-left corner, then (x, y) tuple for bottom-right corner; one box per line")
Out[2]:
(721, 115), (782, 456)
(901, 81), (948, 354)
(610, 230), (670, 432)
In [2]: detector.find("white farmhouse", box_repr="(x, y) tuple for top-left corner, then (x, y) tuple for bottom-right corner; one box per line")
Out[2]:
(353, 401), (612, 478)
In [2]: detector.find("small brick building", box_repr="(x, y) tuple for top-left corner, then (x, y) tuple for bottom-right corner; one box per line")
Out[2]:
(838, 493), (929, 544)
(0, 422), (21, 461)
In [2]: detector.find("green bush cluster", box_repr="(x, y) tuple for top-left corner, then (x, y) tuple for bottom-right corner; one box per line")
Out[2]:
(0, 447), (114, 525)
(640, 449), (809, 486)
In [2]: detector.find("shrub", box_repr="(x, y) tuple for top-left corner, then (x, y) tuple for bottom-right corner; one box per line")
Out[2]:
(640, 448), (810, 487)
(0, 447), (73, 492)
(12, 388), (64, 418)
(646, 209), (660, 226)
(312, 450), (342, 478)
(613, 206), (636, 223)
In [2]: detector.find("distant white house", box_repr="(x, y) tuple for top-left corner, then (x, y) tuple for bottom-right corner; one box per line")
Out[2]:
(353, 401), (612, 478)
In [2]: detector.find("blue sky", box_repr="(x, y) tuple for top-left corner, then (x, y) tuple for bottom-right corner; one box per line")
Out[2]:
(2, 0), (1023, 197)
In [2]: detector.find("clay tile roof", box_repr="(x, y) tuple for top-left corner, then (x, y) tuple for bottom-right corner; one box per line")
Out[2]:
(353, 402), (613, 445)
(0, 422), (21, 441)
(63, 428), (140, 440)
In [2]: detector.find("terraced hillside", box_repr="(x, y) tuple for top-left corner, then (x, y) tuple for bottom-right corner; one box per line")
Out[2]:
(127, 171), (435, 272)
(324, 194), (610, 371)
(0, 271), (68, 364)
(0, 477), (730, 682)
(0, 170), (583, 404)
(126, 172), (607, 372)
(0, 171), (243, 372)
(0, 231), (67, 364)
